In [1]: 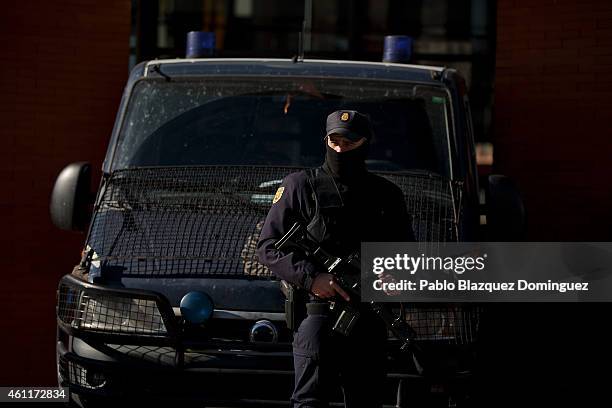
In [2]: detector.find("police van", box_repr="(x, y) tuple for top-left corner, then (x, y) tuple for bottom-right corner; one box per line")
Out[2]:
(51, 37), (524, 407)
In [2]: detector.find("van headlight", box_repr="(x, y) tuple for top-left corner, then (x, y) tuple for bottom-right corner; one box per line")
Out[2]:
(403, 305), (481, 344)
(57, 275), (173, 337)
(80, 294), (167, 335)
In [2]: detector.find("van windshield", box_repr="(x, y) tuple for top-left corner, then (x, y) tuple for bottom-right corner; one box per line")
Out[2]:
(113, 77), (453, 177)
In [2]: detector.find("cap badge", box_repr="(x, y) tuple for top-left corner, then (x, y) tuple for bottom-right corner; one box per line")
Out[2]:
(340, 112), (350, 121)
(272, 187), (285, 204)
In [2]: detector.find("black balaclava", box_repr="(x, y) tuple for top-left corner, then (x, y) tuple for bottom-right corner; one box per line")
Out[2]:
(323, 140), (369, 184)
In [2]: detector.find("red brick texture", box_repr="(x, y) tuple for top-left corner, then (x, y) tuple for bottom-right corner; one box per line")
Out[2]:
(495, 0), (612, 240)
(0, 1), (130, 385)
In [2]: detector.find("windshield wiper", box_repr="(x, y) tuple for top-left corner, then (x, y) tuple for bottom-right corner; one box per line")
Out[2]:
(150, 64), (172, 82)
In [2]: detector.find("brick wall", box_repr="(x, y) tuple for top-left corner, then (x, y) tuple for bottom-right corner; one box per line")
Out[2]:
(0, 1), (130, 385)
(495, 0), (612, 240)
(489, 2), (612, 402)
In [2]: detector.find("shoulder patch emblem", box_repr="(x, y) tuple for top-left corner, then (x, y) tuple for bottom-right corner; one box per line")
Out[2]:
(272, 187), (285, 204)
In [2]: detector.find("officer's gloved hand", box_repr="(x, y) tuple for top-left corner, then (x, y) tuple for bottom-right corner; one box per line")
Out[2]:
(310, 273), (350, 302)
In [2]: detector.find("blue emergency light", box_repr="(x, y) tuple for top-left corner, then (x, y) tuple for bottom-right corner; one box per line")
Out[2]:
(186, 31), (216, 58)
(180, 291), (214, 324)
(382, 35), (413, 63)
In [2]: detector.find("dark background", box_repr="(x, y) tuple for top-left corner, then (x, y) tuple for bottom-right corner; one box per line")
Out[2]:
(1, 0), (611, 405)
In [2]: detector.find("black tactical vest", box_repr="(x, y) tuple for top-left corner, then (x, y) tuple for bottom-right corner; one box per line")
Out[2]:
(304, 167), (351, 256)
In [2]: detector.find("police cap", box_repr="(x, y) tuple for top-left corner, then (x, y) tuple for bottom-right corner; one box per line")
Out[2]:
(325, 110), (372, 141)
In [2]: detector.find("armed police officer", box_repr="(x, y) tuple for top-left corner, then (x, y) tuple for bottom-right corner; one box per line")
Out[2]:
(257, 110), (415, 407)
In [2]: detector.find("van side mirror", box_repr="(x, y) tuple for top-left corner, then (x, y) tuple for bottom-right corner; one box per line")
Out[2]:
(485, 174), (526, 241)
(50, 162), (92, 231)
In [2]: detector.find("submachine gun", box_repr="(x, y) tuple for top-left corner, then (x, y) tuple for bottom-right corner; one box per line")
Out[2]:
(275, 222), (423, 357)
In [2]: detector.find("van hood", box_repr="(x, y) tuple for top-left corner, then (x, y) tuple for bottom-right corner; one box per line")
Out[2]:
(85, 166), (462, 313)
(86, 166), (294, 312)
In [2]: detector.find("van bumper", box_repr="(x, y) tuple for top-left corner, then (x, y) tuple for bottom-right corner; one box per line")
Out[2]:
(57, 337), (296, 406)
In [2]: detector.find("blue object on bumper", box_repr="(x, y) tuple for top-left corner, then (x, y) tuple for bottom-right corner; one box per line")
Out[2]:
(180, 291), (214, 324)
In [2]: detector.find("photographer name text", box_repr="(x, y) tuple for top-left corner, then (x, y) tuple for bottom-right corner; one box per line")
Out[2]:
(373, 279), (589, 293)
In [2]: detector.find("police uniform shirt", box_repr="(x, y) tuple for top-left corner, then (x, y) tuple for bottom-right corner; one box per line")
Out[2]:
(256, 166), (415, 291)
